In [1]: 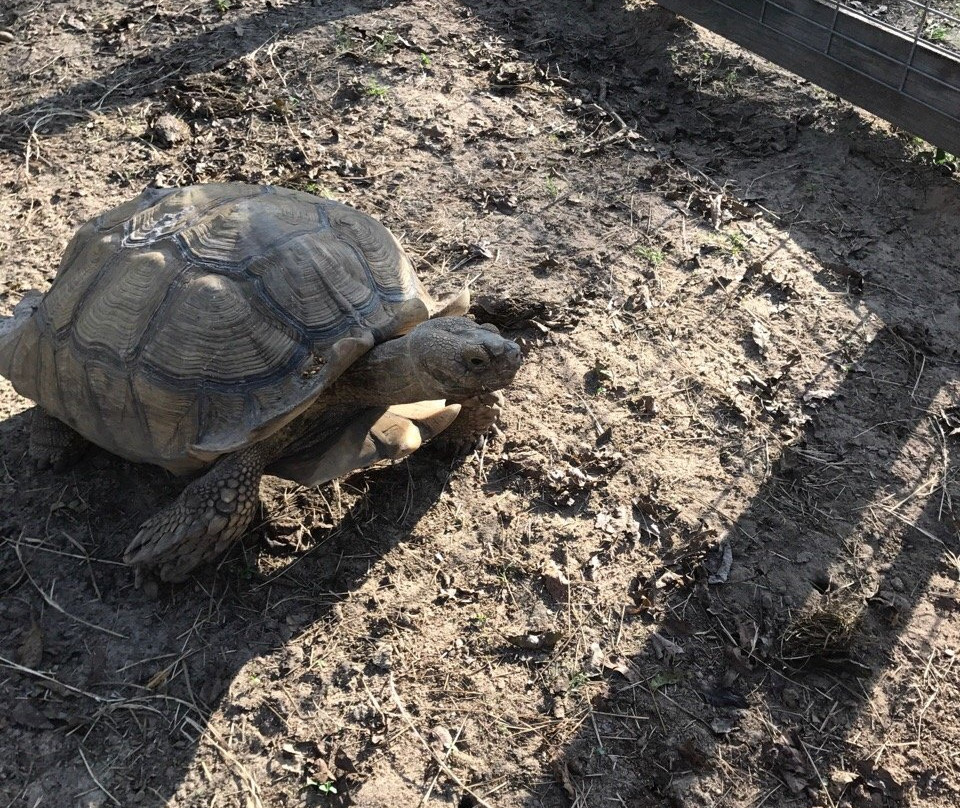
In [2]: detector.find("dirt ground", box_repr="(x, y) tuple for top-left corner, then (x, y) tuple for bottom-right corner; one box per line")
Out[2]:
(853, 0), (960, 53)
(2, 1), (960, 806)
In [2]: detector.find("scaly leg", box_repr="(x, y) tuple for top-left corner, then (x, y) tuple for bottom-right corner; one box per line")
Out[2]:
(433, 391), (505, 453)
(29, 408), (89, 470)
(124, 444), (266, 582)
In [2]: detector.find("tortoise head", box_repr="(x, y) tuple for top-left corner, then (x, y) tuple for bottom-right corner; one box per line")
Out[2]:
(407, 316), (522, 399)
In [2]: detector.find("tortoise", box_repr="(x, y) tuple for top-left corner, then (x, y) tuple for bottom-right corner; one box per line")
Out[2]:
(0, 183), (522, 581)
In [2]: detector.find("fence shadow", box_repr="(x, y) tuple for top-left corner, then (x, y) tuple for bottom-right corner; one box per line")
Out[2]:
(454, 0), (960, 803)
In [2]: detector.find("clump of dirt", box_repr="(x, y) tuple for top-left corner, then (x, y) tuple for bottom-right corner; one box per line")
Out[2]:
(1, 1), (959, 806)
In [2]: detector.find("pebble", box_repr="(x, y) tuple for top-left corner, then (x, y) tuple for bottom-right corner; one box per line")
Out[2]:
(0, 30), (14, 44)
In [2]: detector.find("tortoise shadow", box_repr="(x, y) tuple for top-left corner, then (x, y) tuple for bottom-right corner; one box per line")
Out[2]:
(0, 403), (461, 806)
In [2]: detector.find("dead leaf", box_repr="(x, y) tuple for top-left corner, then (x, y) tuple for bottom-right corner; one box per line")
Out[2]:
(308, 758), (334, 785)
(542, 560), (570, 603)
(602, 653), (641, 684)
(654, 570), (684, 589)
(626, 592), (655, 615)
(830, 769), (858, 786)
(751, 320), (770, 353)
(11, 700), (53, 730)
(552, 758), (577, 800)
(17, 620), (43, 669)
(781, 770), (808, 794)
(767, 740), (811, 794)
(705, 543), (733, 584)
(855, 761), (905, 799)
(586, 642), (605, 672)
(702, 683), (748, 708)
(430, 726), (454, 754)
(651, 632), (684, 659)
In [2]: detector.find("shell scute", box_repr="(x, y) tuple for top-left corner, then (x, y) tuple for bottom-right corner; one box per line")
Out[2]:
(71, 248), (181, 362)
(42, 229), (123, 335)
(141, 271), (304, 388)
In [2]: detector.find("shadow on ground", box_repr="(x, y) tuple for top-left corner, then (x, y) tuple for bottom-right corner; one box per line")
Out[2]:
(0, 397), (465, 805)
(0, 0), (397, 153)
(458, 0), (960, 803)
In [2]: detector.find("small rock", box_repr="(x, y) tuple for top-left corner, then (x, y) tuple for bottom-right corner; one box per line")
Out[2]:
(369, 643), (393, 671)
(151, 114), (191, 148)
(429, 725), (454, 753)
(0, 30), (14, 44)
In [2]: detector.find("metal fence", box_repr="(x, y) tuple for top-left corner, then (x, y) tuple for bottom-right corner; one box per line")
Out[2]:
(654, 0), (960, 156)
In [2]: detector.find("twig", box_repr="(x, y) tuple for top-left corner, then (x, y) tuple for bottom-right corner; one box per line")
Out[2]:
(874, 504), (947, 549)
(420, 722), (466, 806)
(0, 653), (207, 722)
(184, 717), (264, 808)
(78, 746), (122, 806)
(14, 536), (127, 639)
(388, 676), (494, 808)
(0, 653), (116, 703)
(798, 737), (837, 808)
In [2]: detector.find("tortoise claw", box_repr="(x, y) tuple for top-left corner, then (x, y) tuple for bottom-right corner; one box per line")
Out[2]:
(433, 391), (505, 455)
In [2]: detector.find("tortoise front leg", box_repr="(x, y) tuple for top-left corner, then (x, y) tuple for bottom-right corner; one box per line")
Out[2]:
(124, 444), (267, 582)
(433, 391), (505, 453)
(29, 407), (89, 470)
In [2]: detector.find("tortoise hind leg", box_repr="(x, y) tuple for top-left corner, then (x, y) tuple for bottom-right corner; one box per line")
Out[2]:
(30, 408), (89, 470)
(124, 444), (267, 582)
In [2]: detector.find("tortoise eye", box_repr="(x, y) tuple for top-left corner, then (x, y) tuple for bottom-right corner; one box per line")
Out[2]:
(464, 347), (489, 369)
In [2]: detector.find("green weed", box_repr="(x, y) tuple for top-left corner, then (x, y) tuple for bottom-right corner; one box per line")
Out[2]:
(363, 79), (389, 99)
(635, 245), (665, 266)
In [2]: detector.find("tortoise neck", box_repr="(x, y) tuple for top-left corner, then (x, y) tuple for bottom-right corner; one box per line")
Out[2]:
(328, 333), (424, 405)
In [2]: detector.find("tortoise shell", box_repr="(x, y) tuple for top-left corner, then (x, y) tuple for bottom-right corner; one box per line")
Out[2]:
(0, 183), (436, 473)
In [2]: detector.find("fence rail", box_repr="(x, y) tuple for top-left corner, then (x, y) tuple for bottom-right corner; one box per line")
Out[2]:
(655, 0), (960, 156)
